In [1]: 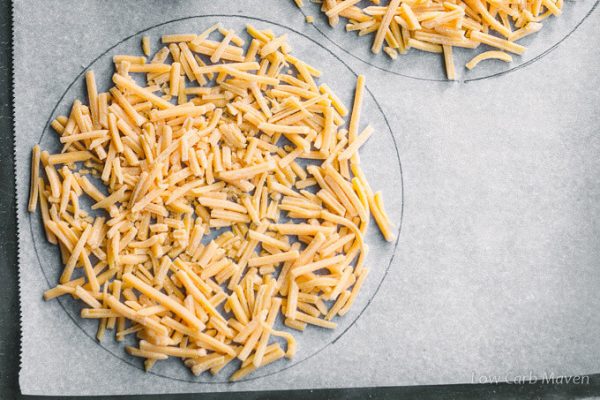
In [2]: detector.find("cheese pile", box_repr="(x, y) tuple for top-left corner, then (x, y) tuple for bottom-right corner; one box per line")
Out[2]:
(294, 0), (563, 79)
(29, 24), (394, 380)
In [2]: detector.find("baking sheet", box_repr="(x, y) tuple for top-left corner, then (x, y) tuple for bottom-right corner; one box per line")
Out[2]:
(14, 0), (600, 396)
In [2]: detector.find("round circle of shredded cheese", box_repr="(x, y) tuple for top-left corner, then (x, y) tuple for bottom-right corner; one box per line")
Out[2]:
(294, 0), (563, 80)
(30, 23), (395, 381)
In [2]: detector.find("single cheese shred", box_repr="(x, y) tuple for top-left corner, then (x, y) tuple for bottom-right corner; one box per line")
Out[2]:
(31, 24), (395, 381)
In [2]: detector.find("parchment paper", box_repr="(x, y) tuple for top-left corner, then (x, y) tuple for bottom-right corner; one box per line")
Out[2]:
(14, 0), (600, 396)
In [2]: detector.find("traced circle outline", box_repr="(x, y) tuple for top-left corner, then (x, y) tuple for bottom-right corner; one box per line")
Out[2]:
(296, 0), (599, 83)
(28, 14), (405, 384)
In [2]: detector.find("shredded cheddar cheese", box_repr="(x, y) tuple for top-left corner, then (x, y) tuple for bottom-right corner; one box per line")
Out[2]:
(30, 24), (394, 381)
(295, 0), (563, 80)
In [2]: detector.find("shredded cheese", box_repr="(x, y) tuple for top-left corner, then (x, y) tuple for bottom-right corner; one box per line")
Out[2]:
(294, 0), (563, 79)
(32, 24), (394, 381)
(465, 50), (513, 69)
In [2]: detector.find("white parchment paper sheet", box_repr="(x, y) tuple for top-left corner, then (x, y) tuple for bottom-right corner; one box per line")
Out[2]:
(14, 0), (600, 396)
